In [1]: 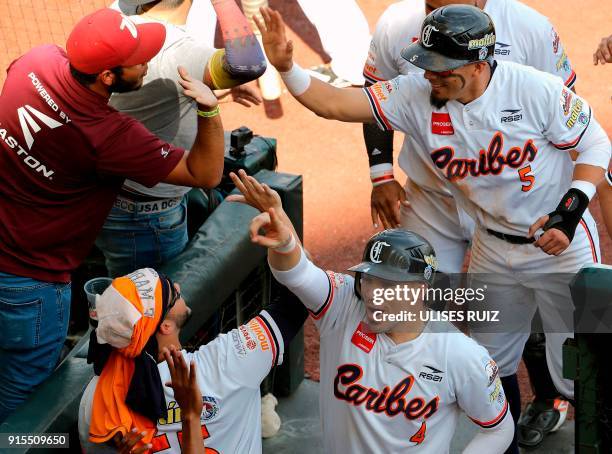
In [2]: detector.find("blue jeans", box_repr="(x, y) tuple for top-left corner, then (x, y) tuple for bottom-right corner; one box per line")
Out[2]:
(0, 272), (71, 422)
(96, 197), (189, 277)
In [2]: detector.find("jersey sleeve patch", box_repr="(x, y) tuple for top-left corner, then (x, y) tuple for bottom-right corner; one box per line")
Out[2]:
(363, 82), (393, 131)
(552, 89), (591, 150)
(234, 316), (279, 367)
(363, 42), (384, 84)
(308, 271), (336, 320)
(467, 357), (508, 428)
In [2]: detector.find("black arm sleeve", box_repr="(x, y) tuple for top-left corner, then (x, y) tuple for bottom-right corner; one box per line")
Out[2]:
(264, 284), (309, 346)
(363, 82), (394, 167)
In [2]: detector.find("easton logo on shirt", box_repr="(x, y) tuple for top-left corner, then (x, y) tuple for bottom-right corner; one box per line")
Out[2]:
(431, 112), (454, 135)
(334, 364), (439, 420)
(430, 132), (538, 182)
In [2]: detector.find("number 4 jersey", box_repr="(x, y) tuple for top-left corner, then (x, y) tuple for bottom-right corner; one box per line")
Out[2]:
(271, 251), (509, 454)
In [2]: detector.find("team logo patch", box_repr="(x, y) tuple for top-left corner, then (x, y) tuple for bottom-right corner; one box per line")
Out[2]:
(485, 359), (499, 386)
(578, 112), (589, 125)
(478, 47), (488, 61)
(201, 396), (220, 422)
(421, 25), (439, 48)
(369, 241), (390, 263)
(468, 33), (495, 50)
(424, 266), (432, 281)
(431, 112), (454, 135)
(560, 89), (573, 116)
(556, 50), (570, 71)
(551, 28), (560, 54)
(351, 322), (377, 353)
(327, 270), (346, 288)
(565, 99), (584, 128)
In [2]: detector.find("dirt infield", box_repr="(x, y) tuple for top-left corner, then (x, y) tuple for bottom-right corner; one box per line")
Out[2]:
(0, 0), (609, 412)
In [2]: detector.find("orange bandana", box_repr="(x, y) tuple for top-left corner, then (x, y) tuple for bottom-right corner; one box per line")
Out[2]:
(88, 268), (165, 447)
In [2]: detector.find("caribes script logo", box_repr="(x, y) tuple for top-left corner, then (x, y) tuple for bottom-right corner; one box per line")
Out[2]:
(334, 364), (439, 420)
(430, 132), (538, 182)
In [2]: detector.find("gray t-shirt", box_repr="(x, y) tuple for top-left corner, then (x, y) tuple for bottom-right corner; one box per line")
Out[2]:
(109, 15), (216, 198)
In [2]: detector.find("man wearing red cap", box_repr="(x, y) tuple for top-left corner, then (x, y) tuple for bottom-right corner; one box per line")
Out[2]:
(0, 8), (225, 421)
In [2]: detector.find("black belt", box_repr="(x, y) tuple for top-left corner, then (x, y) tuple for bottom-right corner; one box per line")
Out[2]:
(486, 229), (535, 245)
(119, 188), (168, 202)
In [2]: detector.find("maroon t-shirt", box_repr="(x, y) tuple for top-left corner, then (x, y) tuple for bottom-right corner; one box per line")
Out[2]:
(0, 45), (183, 282)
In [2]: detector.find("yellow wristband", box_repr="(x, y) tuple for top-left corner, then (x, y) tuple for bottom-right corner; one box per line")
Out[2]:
(197, 105), (220, 118)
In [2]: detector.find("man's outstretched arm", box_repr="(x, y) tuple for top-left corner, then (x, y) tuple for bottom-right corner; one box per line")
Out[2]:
(254, 7), (374, 122)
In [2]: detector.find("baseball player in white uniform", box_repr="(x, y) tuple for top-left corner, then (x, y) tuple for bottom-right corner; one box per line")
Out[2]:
(227, 170), (514, 453)
(254, 5), (611, 453)
(78, 268), (308, 453)
(364, 0), (577, 273)
(363, 1), (581, 448)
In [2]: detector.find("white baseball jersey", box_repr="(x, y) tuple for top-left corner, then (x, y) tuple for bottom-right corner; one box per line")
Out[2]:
(271, 253), (509, 454)
(364, 61), (603, 235)
(364, 0), (577, 194)
(79, 311), (285, 454)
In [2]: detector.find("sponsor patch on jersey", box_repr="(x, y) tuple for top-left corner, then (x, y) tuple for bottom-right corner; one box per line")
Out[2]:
(560, 89), (573, 116)
(431, 112), (454, 135)
(231, 330), (247, 356)
(485, 359), (499, 386)
(551, 28), (560, 54)
(565, 99), (584, 128)
(468, 33), (495, 50)
(556, 49), (570, 72)
(202, 396), (220, 422)
(494, 42), (511, 56)
(578, 112), (589, 125)
(246, 318), (271, 352)
(488, 377), (503, 404)
(419, 365), (444, 382)
(370, 81), (394, 102)
(500, 109), (522, 123)
(351, 322), (377, 353)
(424, 254), (438, 270)
(327, 270), (346, 289)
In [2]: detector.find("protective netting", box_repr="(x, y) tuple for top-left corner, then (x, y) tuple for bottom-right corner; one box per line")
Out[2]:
(0, 0), (112, 85)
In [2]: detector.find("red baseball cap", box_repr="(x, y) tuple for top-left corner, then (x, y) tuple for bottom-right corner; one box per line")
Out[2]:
(66, 8), (166, 74)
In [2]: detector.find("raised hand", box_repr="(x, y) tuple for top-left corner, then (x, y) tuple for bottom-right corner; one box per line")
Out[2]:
(370, 180), (410, 229)
(178, 66), (219, 110)
(253, 7), (294, 72)
(227, 169), (283, 212)
(249, 208), (293, 249)
(163, 347), (203, 421)
(113, 429), (150, 454)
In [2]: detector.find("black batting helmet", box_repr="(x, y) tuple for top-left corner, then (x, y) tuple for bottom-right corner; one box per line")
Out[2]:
(400, 4), (495, 72)
(349, 229), (438, 298)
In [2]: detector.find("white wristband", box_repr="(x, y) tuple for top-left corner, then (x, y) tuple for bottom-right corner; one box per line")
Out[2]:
(570, 180), (597, 200)
(279, 63), (311, 96)
(273, 233), (297, 255)
(370, 163), (394, 187)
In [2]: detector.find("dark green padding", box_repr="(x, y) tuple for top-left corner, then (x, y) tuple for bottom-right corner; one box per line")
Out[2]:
(0, 170), (304, 451)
